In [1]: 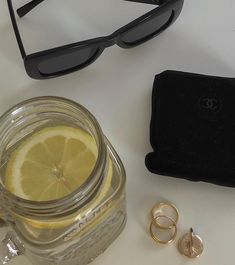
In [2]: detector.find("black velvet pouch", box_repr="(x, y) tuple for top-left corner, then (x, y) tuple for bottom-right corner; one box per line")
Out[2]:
(145, 70), (235, 187)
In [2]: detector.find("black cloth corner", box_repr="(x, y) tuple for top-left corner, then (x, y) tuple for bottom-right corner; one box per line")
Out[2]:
(145, 70), (235, 187)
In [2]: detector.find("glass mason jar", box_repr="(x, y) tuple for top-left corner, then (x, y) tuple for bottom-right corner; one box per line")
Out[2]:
(0, 97), (126, 265)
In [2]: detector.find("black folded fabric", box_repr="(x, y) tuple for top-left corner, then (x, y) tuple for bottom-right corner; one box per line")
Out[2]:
(145, 70), (235, 187)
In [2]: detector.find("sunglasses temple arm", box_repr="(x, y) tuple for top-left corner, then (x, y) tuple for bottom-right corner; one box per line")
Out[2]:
(17, 0), (45, 18)
(7, 0), (26, 58)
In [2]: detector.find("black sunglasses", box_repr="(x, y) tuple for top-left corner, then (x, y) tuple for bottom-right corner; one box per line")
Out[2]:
(7, 0), (184, 79)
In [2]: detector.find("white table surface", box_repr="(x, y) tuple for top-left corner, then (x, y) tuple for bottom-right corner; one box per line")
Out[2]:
(1, 0), (235, 264)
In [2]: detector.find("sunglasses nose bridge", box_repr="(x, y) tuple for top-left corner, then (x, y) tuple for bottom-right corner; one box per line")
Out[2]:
(102, 35), (118, 48)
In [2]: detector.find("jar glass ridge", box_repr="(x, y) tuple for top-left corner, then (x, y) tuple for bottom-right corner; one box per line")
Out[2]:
(0, 97), (127, 265)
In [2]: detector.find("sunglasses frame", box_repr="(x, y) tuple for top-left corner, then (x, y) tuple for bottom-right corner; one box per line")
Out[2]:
(7, 0), (184, 79)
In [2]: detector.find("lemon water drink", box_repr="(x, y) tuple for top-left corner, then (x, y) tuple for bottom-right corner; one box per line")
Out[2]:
(0, 97), (126, 265)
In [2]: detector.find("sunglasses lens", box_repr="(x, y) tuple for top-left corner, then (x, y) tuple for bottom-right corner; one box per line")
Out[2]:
(121, 10), (173, 45)
(38, 47), (98, 76)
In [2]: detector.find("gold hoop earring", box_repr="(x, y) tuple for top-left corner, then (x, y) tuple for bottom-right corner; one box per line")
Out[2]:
(151, 202), (179, 229)
(150, 215), (177, 245)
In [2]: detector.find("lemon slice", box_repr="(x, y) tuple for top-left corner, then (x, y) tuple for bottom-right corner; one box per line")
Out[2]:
(5, 126), (98, 201)
(17, 161), (113, 231)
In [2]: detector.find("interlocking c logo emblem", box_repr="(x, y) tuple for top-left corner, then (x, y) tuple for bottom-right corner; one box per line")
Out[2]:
(200, 97), (220, 111)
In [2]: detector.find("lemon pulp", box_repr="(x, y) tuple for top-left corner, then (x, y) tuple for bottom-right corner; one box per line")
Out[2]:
(5, 126), (99, 201)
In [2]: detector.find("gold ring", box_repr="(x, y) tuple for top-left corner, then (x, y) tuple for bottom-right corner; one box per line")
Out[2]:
(150, 215), (177, 245)
(151, 202), (179, 229)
